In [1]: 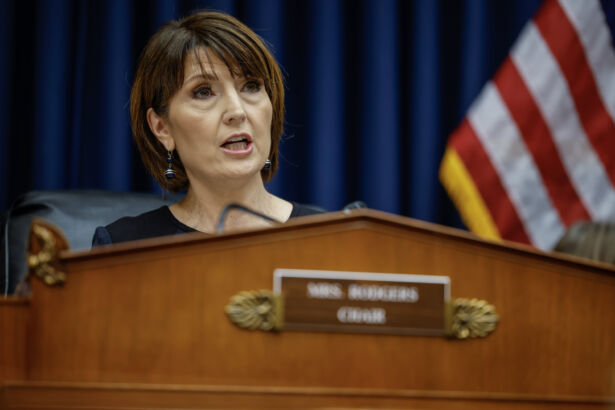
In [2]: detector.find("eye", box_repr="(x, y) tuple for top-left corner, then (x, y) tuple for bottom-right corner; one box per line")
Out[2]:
(193, 85), (213, 99)
(242, 79), (263, 93)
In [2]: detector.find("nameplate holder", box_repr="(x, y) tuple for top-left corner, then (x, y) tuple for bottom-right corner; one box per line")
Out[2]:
(273, 268), (450, 336)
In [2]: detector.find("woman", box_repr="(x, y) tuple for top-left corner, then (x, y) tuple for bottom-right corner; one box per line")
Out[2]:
(93, 11), (322, 245)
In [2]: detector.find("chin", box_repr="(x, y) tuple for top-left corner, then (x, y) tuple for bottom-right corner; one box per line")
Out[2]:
(222, 164), (263, 180)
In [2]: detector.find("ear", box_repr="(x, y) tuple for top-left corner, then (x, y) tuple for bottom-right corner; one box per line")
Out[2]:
(147, 108), (175, 152)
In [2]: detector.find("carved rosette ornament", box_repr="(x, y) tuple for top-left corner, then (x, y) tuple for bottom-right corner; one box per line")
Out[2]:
(225, 290), (283, 331)
(446, 298), (499, 339)
(27, 220), (69, 286)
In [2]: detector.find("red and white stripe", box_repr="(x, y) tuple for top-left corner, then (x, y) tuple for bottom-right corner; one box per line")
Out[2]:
(468, 82), (565, 250)
(560, 0), (615, 127)
(443, 0), (615, 250)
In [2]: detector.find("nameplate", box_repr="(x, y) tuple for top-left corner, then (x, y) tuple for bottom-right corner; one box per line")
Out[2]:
(273, 269), (450, 336)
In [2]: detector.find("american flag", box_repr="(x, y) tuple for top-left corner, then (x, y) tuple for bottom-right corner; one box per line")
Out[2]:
(440, 0), (615, 250)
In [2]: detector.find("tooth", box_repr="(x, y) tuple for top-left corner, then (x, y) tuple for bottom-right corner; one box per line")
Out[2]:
(226, 142), (247, 150)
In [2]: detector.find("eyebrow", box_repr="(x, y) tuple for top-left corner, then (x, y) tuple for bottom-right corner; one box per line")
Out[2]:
(183, 72), (219, 85)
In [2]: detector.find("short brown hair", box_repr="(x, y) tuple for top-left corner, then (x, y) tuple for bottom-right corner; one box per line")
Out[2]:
(130, 11), (284, 192)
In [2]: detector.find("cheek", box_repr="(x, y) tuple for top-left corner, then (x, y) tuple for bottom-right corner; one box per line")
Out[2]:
(173, 114), (212, 143)
(262, 101), (274, 131)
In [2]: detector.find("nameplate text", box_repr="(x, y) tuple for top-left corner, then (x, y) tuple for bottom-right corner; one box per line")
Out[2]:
(273, 269), (450, 335)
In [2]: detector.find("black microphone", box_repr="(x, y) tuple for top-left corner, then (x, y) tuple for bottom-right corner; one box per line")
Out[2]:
(343, 201), (367, 211)
(216, 203), (279, 233)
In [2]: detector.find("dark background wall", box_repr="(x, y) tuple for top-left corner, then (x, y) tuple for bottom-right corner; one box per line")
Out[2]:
(0, 0), (544, 229)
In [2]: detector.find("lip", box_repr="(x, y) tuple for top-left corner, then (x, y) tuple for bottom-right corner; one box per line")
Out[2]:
(220, 133), (254, 156)
(221, 133), (253, 145)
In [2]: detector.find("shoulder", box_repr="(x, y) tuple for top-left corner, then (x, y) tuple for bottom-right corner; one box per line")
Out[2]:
(92, 206), (186, 246)
(289, 202), (326, 218)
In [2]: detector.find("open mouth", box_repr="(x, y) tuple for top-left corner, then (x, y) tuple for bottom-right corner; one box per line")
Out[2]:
(221, 135), (251, 151)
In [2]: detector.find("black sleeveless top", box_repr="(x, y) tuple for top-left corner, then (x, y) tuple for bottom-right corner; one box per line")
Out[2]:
(92, 203), (324, 246)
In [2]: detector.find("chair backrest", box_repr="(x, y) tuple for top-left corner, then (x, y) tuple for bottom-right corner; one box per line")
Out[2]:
(1, 190), (181, 296)
(553, 221), (615, 265)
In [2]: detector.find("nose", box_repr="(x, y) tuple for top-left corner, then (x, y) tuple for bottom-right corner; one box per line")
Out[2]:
(222, 90), (247, 125)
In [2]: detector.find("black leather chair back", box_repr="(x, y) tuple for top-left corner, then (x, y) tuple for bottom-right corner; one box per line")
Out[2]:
(1, 190), (181, 296)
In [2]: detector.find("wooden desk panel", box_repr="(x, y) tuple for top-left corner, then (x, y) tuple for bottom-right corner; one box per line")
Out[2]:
(3, 381), (615, 409)
(0, 298), (28, 381)
(2, 210), (615, 409)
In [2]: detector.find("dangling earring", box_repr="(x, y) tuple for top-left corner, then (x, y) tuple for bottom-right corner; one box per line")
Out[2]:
(165, 151), (176, 179)
(263, 158), (271, 170)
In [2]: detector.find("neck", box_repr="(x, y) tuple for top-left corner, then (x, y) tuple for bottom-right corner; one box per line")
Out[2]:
(170, 174), (290, 234)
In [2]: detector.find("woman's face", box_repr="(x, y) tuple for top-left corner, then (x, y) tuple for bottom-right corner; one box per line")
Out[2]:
(150, 50), (273, 187)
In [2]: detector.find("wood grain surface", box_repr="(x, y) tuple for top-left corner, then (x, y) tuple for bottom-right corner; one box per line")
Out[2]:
(0, 298), (28, 381)
(3, 381), (615, 409)
(2, 209), (615, 409)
